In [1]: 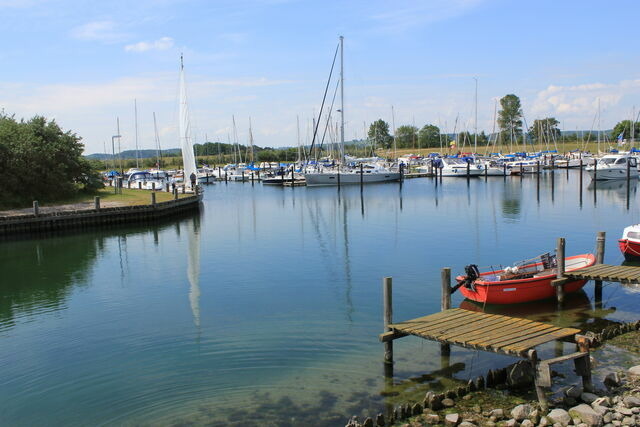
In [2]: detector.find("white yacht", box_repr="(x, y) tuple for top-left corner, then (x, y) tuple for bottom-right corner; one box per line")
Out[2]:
(434, 158), (484, 177)
(586, 154), (639, 180)
(127, 170), (169, 190)
(305, 163), (400, 186)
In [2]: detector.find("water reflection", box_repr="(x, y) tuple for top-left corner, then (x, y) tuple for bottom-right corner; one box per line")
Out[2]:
(187, 215), (201, 328)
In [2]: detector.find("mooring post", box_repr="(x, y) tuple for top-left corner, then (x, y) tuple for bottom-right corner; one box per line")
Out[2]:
(484, 163), (488, 180)
(593, 160), (597, 181)
(575, 335), (594, 393)
(556, 237), (566, 303)
(94, 196), (100, 211)
(503, 163), (507, 178)
(595, 231), (606, 307)
(383, 276), (393, 365)
(174, 187), (178, 200)
(251, 172), (255, 184)
(441, 267), (452, 358)
(128, 180), (131, 189)
(337, 168), (341, 188)
(218, 166), (222, 180)
(466, 161), (470, 179)
(291, 166), (295, 187)
(33, 200), (39, 217)
(152, 182), (156, 192)
(151, 192), (156, 206)
(360, 163), (364, 191)
(138, 181), (142, 190)
(528, 349), (549, 413)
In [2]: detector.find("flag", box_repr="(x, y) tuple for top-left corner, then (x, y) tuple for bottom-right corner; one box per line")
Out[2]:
(618, 132), (625, 146)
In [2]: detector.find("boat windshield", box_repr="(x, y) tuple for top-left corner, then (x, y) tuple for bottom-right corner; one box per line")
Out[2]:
(445, 158), (467, 165)
(600, 157), (617, 164)
(628, 231), (640, 240)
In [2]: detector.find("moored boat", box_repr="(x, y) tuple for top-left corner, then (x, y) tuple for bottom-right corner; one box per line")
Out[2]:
(455, 253), (595, 304)
(619, 224), (640, 261)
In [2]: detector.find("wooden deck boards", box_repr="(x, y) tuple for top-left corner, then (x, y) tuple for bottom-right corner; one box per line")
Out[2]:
(387, 308), (580, 356)
(566, 264), (640, 283)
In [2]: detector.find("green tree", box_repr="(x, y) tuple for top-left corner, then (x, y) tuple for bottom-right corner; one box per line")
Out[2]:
(0, 113), (102, 208)
(612, 120), (640, 142)
(528, 117), (561, 143)
(394, 125), (418, 149)
(418, 124), (441, 148)
(368, 119), (393, 149)
(497, 94), (523, 142)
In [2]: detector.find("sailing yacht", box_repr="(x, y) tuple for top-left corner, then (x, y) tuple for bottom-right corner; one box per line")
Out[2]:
(303, 36), (400, 186)
(178, 54), (198, 189)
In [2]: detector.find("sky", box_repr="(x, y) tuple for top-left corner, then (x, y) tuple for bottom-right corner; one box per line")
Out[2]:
(1, 0), (640, 154)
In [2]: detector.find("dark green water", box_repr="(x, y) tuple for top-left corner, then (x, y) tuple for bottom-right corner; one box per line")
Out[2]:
(1, 172), (639, 426)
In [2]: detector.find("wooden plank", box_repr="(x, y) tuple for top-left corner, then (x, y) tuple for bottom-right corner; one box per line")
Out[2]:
(540, 351), (589, 366)
(459, 317), (540, 344)
(506, 328), (580, 353)
(397, 310), (481, 335)
(409, 312), (498, 335)
(433, 314), (515, 341)
(438, 316), (536, 344)
(389, 308), (466, 329)
(475, 325), (561, 349)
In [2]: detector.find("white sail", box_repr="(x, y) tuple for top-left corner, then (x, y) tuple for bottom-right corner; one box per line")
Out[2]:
(179, 55), (198, 187)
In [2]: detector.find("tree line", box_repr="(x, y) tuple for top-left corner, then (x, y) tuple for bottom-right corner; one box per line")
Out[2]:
(0, 113), (102, 208)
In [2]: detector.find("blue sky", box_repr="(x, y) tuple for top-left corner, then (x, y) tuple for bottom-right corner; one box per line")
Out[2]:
(1, 0), (640, 154)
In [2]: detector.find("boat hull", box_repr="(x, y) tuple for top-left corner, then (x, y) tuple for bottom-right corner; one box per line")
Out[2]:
(619, 238), (640, 261)
(586, 167), (639, 180)
(304, 172), (400, 186)
(457, 254), (595, 304)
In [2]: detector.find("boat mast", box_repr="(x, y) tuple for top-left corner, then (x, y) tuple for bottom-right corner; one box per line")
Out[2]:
(134, 99), (140, 169)
(117, 117), (122, 174)
(474, 77), (478, 154)
(248, 117), (254, 163)
(153, 112), (162, 168)
(597, 98), (601, 153)
(339, 35), (345, 164)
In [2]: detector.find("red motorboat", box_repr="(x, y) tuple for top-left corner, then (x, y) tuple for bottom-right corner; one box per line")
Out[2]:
(619, 225), (640, 261)
(455, 253), (596, 305)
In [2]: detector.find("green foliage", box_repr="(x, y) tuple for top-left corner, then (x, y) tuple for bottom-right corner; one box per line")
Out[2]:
(418, 124), (441, 148)
(0, 113), (103, 208)
(497, 94), (523, 140)
(394, 125), (418, 148)
(528, 117), (561, 143)
(612, 120), (640, 142)
(368, 119), (393, 149)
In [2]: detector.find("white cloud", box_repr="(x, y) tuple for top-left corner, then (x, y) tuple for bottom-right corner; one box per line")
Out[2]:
(125, 36), (175, 52)
(70, 20), (129, 43)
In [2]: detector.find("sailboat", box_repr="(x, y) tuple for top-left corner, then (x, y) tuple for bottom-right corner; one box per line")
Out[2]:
(179, 54), (198, 189)
(304, 36), (400, 187)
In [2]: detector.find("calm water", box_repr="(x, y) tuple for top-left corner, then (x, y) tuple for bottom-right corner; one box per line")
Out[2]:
(1, 171), (639, 426)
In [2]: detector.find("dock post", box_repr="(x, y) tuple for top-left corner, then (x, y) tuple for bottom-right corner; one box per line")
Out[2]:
(152, 182), (156, 192)
(251, 172), (255, 184)
(466, 161), (470, 180)
(360, 163), (364, 191)
(33, 200), (39, 217)
(441, 267), (452, 359)
(575, 335), (594, 393)
(595, 231), (606, 307)
(593, 160), (597, 181)
(484, 163), (488, 180)
(383, 277), (393, 365)
(337, 168), (341, 188)
(94, 196), (100, 211)
(556, 237), (565, 303)
(174, 187), (178, 200)
(291, 167), (295, 187)
(528, 350), (549, 413)
(218, 166), (222, 180)
(225, 171), (228, 183)
(503, 163), (507, 178)
(242, 170), (245, 182)
(138, 181), (142, 190)
(128, 180), (131, 189)
(151, 192), (156, 206)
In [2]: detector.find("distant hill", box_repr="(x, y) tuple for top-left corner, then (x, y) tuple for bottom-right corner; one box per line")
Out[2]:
(86, 149), (181, 160)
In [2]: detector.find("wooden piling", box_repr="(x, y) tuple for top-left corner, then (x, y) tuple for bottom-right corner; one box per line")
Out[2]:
(575, 335), (594, 393)
(529, 349), (549, 413)
(595, 231), (605, 305)
(165, 183), (170, 192)
(94, 196), (100, 211)
(503, 163), (507, 178)
(556, 237), (565, 303)
(484, 163), (488, 180)
(291, 166), (295, 187)
(441, 267), (451, 310)
(138, 181), (142, 189)
(152, 182), (156, 192)
(33, 200), (39, 217)
(251, 172), (255, 183)
(242, 170), (245, 182)
(466, 161), (470, 179)
(151, 192), (156, 206)
(383, 277), (393, 365)
(225, 171), (228, 182)
(360, 163), (364, 191)
(174, 187), (178, 200)
(593, 160), (597, 181)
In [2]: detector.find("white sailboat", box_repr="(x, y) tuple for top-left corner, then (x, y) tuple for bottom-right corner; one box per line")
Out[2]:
(304, 36), (400, 187)
(179, 54), (198, 189)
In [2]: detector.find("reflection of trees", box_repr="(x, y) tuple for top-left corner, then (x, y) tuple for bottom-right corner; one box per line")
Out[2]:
(0, 236), (100, 328)
(501, 181), (521, 220)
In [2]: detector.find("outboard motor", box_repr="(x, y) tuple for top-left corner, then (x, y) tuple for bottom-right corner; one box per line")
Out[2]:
(463, 264), (480, 291)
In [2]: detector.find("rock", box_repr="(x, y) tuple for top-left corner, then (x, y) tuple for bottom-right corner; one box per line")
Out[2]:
(566, 385), (584, 399)
(616, 406), (633, 416)
(538, 416), (550, 426)
(472, 405), (481, 414)
(633, 407), (640, 414)
(444, 413), (460, 426)
(592, 405), (608, 417)
(462, 394), (472, 401)
(446, 390), (457, 399)
(628, 366), (640, 377)
(503, 419), (517, 427)
(520, 420), (534, 427)
(547, 408), (571, 426)
(489, 409), (505, 420)
(375, 413), (385, 426)
(569, 404), (603, 426)
(621, 416), (634, 426)
(424, 413), (439, 424)
(612, 420), (621, 426)
(529, 409), (540, 424)
(572, 417), (582, 426)
(593, 397), (612, 408)
(623, 396), (640, 408)
(412, 403), (422, 415)
(511, 404), (533, 421)
(564, 396), (578, 407)
(582, 392), (599, 404)
(473, 376), (485, 390)
(604, 373), (621, 388)
(603, 413), (613, 424)
(576, 424), (588, 427)
(427, 393), (443, 410)
(458, 422), (475, 427)
(363, 417), (373, 427)
(442, 398), (455, 408)
(507, 360), (535, 388)
(612, 411), (623, 420)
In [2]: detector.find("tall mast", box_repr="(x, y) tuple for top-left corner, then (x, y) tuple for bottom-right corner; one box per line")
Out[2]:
(339, 35), (344, 164)
(248, 117), (254, 163)
(296, 115), (301, 163)
(391, 105), (397, 159)
(134, 99), (139, 168)
(474, 77), (478, 153)
(153, 112), (162, 168)
(597, 98), (601, 153)
(117, 117), (122, 173)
